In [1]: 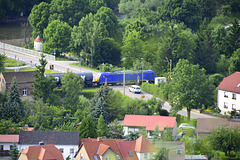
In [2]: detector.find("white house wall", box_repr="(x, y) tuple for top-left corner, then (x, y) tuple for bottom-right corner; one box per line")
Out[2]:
(218, 89), (240, 114)
(0, 142), (14, 150)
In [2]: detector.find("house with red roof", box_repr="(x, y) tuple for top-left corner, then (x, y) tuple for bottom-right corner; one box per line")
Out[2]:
(74, 136), (158, 160)
(0, 135), (19, 156)
(17, 144), (64, 160)
(217, 72), (240, 114)
(122, 115), (177, 139)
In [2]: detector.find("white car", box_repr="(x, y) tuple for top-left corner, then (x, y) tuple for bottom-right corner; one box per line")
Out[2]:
(129, 85), (141, 94)
(179, 123), (195, 130)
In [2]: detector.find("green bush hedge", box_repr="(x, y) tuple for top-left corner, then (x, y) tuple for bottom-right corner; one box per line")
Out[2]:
(141, 82), (167, 100)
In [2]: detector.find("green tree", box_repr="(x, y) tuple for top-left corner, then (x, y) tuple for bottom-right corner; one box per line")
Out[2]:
(61, 72), (84, 113)
(169, 59), (214, 120)
(9, 142), (19, 160)
(152, 148), (166, 160)
(228, 48), (240, 75)
(199, 0), (217, 20)
(226, 18), (240, 57)
(121, 30), (144, 69)
(32, 54), (51, 103)
(152, 125), (161, 144)
(1, 77), (23, 123)
(97, 114), (108, 137)
(0, 54), (5, 72)
(107, 119), (124, 139)
(208, 126), (240, 157)
(162, 128), (173, 141)
(0, 119), (19, 134)
(29, 2), (50, 38)
(78, 115), (97, 138)
(43, 20), (72, 56)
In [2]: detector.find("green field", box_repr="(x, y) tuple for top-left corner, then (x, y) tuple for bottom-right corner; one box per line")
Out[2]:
(70, 63), (100, 72)
(5, 58), (25, 67)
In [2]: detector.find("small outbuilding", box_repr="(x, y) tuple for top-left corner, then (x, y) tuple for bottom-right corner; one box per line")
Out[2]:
(34, 36), (43, 51)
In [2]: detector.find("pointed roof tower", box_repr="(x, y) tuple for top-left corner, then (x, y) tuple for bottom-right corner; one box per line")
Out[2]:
(34, 36), (42, 42)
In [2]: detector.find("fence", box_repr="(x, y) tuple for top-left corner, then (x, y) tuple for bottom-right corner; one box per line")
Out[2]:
(0, 42), (55, 60)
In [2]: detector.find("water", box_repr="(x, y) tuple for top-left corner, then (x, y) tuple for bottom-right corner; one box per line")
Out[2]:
(0, 22), (26, 40)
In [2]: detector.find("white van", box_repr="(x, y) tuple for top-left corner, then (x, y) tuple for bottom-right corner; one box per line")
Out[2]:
(129, 85), (141, 94)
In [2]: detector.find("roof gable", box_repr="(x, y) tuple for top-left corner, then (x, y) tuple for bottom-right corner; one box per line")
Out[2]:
(135, 136), (157, 153)
(19, 131), (79, 145)
(2, 71), (36, 83)
(97, 143), (110, 156)
(20, 144), (64, 160)
(217, 72), (240, 93)
(123, 115), (176, 131)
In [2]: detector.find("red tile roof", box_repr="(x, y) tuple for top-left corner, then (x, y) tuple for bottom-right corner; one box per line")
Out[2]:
(217, 72), (240, 93)
(34, 36), (42, 42)
(0, 135), (19, 143)
(19, 144), (64, 160)
(97, 143), (110, 156)
(135, 136), (157, 153)
(118, 141), (138, 160)
(123, 115), (176, 131)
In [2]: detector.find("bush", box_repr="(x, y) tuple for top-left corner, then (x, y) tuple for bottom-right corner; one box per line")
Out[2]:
(141, 82), (167, 100)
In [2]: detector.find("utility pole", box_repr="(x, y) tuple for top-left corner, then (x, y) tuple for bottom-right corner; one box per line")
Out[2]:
(123, 67), (125, 95)
(141, 58), (144, 84)
(80, 54), (82, 72)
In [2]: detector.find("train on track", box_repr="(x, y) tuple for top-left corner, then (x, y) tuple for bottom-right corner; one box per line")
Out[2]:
(45, 70), (156, 87)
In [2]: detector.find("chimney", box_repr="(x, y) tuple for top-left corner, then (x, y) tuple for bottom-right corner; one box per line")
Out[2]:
(39, 141), (44, 146)
(54, 128), (57, 131)
(153, 113), (157, 116)
(97, 137), (102, 142)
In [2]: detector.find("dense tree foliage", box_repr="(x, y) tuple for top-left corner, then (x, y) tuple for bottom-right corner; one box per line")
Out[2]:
(168, 59), (214, 119)
(78, 115), (97, 138)
(9, 142), (19, 160)
(0, 77), (23, 123)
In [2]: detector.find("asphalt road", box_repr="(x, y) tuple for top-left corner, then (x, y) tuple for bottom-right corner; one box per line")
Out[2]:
(1, 46), (216, 120)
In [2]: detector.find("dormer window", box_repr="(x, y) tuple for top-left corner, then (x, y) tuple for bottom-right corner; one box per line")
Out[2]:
(129, 152), (133, 157)
(232, 104), (236, 110)
(224, 92), (228, 98)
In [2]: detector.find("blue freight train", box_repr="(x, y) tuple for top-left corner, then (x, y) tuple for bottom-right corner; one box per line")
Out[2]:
(95, 70), (156, 85)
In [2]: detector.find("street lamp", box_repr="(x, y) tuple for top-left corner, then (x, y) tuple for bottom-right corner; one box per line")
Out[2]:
(141, 58), (144, 84)
(79, 54), (82, 72)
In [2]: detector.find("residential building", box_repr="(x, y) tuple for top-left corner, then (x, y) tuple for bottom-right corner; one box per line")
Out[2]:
(196, 118), (240, 138)
(0, 71), (35, 99)
(75, 136), (158, 160)
(122, 115), (177, 138)
(0, 135), (19, 156)
(217, 72), (240, 114)
(18, 131), (79, 160)
(17, 144), (64, 160)
(154, 141), (185, 160)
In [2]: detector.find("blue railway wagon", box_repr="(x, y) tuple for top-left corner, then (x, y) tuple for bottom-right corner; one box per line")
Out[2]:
(96, 70), (156, 85)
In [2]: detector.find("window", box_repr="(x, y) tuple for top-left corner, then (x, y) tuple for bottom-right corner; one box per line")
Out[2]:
(233, 93), (236, 100)
(70, 148), (74, 154)
(224, 92), (228, 98)
(93, 155), (98, 160)
(116, 154), (120, 160)
(128, 128), (138, 132)
(10, 145), (13, 150)
(150, 153), (153, 158)
(177, 149), (182, 155)
(232, 104), (236, 110)
(23, 88), (27, 96)
(129, 152), (133, 157)
(0, 145), (3, 150)
(224, 102), (228, 109)
(81, 154), (85, 160)
(59, 148), (64, 153)
(144, 153), (147, 160)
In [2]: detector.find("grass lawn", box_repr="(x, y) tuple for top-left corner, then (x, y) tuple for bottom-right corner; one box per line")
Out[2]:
(5, 58), (25, 67)
(82, 88), (99, 99)
(4, 68), (57, 73)
(70, 63), (100, 72)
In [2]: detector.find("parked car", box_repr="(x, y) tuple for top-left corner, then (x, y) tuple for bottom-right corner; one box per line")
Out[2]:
(179, 123), (195, 130)
(129, 85), (141, 94)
